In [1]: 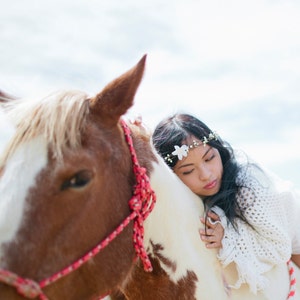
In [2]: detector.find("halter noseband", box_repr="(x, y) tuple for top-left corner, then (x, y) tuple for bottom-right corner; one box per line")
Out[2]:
(0, 119), (156, 300)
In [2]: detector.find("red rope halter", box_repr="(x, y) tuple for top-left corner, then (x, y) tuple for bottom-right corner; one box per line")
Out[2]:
(0, 119), (156, 299)
(287, 260), (297, 299)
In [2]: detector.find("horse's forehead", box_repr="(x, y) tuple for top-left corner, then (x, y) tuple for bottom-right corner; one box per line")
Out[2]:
(0, 136), (48, 248)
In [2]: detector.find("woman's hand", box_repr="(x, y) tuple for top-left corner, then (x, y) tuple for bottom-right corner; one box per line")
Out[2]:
(199, 211), (224, 249)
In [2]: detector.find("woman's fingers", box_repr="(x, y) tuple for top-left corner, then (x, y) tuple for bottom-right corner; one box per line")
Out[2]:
(200, 215), (220, 229)
(200, 232), (222, 248)
(200, 228), (215, 236)
(199, 217), (224, 249)
(207, 211), (220, 222)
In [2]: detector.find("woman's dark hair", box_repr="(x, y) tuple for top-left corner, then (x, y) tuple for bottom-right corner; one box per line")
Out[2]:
(152, 113), (250, 229)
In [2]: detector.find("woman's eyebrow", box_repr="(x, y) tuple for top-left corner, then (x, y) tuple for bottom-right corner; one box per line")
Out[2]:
(177, 163), (193, 170)
(176, 147), (213, 170)
(202, 146), (212, 159)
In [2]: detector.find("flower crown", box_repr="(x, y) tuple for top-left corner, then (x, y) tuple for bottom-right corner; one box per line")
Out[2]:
(164, 131), (218, 164)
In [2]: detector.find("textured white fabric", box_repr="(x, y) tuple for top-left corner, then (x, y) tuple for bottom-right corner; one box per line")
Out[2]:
(215, 160), (300, 294)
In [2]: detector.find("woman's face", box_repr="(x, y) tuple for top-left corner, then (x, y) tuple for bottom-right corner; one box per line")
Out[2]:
(173, 137), (223, 197)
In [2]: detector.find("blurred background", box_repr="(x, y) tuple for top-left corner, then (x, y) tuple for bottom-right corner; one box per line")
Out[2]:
(1, 0), (300, 188)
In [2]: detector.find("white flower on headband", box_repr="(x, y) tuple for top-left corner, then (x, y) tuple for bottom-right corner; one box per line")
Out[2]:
(164, 133), (218, 164)
(172, 145), (189, 160)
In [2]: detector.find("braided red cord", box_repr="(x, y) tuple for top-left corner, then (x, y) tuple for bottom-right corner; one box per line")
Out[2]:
(121, 119), (156, 271)
(0, 119), (156, 299)
(0, 270), (48, 299)
(287, 260), (296, 299)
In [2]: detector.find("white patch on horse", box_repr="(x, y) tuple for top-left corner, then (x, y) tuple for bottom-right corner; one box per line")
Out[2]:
(0, 136), (47, 249)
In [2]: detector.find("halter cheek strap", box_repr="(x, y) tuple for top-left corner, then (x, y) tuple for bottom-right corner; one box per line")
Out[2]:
(0, 119), (156, 299)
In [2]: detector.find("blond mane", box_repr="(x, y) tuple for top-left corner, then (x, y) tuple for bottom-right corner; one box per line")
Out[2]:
(1, 90), (90, 165)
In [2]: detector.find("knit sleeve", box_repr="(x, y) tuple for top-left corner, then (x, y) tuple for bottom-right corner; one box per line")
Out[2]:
(217, 165), (297, 294)
(290, 188), (300, 253)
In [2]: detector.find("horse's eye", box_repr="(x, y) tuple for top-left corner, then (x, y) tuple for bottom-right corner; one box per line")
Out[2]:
(61, 170), (93, 190)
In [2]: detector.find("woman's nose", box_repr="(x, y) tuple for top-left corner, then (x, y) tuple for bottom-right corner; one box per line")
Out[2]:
(198, 165), (211, 181)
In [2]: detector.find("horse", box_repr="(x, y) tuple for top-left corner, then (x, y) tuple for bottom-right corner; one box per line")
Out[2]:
(0, 56), (299, 300)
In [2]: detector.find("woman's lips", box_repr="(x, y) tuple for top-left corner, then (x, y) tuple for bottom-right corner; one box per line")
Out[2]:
(204, 179), (217, 190)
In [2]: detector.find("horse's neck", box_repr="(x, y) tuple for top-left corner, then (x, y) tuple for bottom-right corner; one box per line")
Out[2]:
(145, 153), (228, 298)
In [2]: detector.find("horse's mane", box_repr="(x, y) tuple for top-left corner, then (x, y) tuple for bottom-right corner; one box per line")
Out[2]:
(1, 90), (90, 165)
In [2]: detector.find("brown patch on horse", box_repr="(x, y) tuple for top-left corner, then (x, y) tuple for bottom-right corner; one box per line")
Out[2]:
(112, 241), (198, 299)
(151, 242), (177, 273)
(117, 258), (197, 300)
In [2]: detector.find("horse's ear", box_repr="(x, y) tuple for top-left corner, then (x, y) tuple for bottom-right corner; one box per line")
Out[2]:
(89, 55), (146, 126)
(0, 90), (17, 103)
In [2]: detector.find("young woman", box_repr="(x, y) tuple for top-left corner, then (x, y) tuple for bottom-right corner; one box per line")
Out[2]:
(152, 113), (300, 293)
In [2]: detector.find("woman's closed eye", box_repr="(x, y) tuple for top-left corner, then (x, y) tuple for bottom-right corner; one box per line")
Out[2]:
(205, 154), (215, 162)
(182, 168), (194, 175)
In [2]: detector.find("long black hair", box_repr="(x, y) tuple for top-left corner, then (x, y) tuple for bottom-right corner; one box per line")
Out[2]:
(152, 113), (250, 229)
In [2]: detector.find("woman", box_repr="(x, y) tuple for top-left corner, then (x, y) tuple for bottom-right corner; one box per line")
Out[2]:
(152, 113), (300, 293)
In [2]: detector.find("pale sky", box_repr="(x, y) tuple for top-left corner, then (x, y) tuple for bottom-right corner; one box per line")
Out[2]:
(1, 0), (300, 188)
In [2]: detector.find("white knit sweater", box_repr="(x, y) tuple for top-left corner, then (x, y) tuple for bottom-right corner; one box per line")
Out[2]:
(214, 161), (300, 294)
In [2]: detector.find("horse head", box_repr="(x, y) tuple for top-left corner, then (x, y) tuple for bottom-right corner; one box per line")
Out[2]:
(0, 56), (150, 299)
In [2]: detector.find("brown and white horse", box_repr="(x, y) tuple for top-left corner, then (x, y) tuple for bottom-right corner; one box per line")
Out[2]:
(0, 56), (299, 300)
